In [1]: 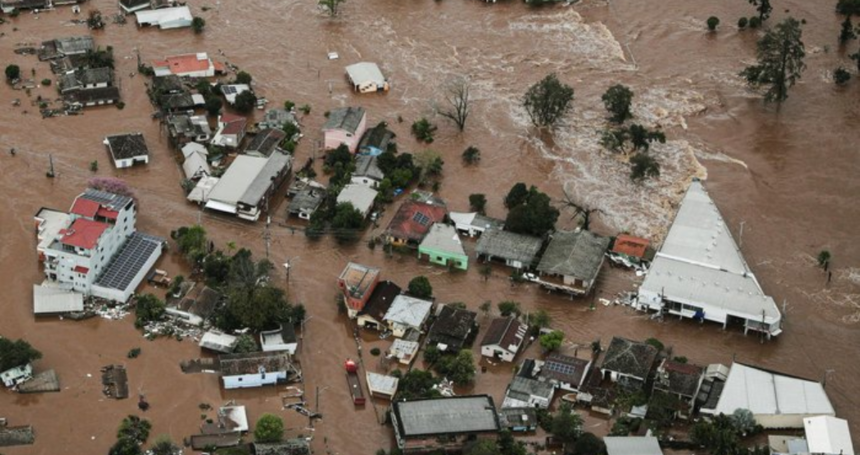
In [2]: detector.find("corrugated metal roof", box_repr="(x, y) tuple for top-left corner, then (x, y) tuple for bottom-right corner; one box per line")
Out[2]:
(33, 285), (84, 314)
(419, 224), (466, 257)
(715, 363), (834, 418)
(345, 62), (385, 85)
(337, 184), (378, 216)
(394, 395), (499, 437)
(239, 151), (292, 206)
(207, 156), (269, 206)
(804, 416), (855, 455)
(605, 437), (663, 455)
(384, 295), (433, 329)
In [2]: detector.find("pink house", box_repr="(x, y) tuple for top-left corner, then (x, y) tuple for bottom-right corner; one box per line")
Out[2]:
(323, 107), (367, 153)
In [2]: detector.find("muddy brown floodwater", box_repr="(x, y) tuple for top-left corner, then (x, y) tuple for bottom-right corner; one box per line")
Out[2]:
(1, 0), (859, 453)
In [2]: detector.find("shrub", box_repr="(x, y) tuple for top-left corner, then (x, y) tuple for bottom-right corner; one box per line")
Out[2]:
(411, 118), (437, 143)
(370, 347), (381, 356)
(834, 67), (851, 85)
(254, 414), (284, 443)
(707, 16), (720, 31)
(738, 17), (748, 28)
(192, 16), (206, 33)
(235, 71), (252, 85)
(748, 16), (761, 28)
(41, 78), (51, 86)
(4, 64), (20, 81)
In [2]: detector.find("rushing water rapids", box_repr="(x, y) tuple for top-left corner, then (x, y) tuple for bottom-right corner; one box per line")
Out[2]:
(0, 0), (858, 453)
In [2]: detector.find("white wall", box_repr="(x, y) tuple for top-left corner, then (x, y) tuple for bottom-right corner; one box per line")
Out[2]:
(222, 371), (286, 389)
(482, 345), (515, 363)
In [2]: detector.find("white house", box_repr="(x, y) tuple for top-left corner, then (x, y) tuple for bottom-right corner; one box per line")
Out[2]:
(219, 351), (293, 390)
(104, 133), (149, 169)
(260, 325), (298, 356)
(502, 376), (554, 409)
(211, 114), (247, 149)
(182, 149), (210, 180)
(804, 416), (854, 455)
(34, 189), (164, 303)
(153, 53), (219, 78)
(480, 317), (527, 363)
(199, 330), (238, 354)
(205, 152), (292, 221)
(345, 62), (389, 93)
(367, 372), (399, 400)
(382, 294), (433, 338)
(351, 154), (384, 188)
(638, 180), (782, 337)
(336, 184), (378, 218)
(388, 339), (419, 365)
(701, 362), (835, 429)
(449, 212), (504, 238)
(1, 364), (33, 388)
(135, 6), (192, 29)
(221, 84), (252, 105)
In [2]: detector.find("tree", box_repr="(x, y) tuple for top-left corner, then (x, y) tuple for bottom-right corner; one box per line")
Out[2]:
(738, 17), (749, 28)
(707, 16), (720, 31)
(644, 337), (664, 351)
(630, 153), (660, 182)
(837, 0), (860, 15)
(233, 334), (258, 353)
(627, 124), (666, 151)
(463, 439), (499, 455)
(172, 225), (208, 264)
(462, 146), (481, 164)
(550, 404), (583, 444)
(416, 149), (444, 181)
(5, 64), (21, 81)
(205, 96), (223, 116)
(109, 437), (143, 455)
(437, 77), (471, 131)
(407, 276), (433, 299)
(134, 294), (166, 329)
(834, 67), (852, 84)
(730, 408), (757, 436)
(523, 73), (575, 128)
(531, 309), (551, 329)
(254, 414), (284, 443)
(395, 369), (441, 401)
(748, 0), (772, 22)
(150, 436), (181, 455)
(740, 17), (806, 103)
(225, 282), (291, 332)
(192, 16), (206, 33)
(235, 71), (252, 85)
(573, 432), (605, 455)
(234, 90), (258, 114)
(479, 300), (492, 317)
(504, 183), (529, 209)
(817, 250), (832, 268)
(0, 338), (42, 371)
(852, 49), (860, 71)
(498, 430), (528, 455)
(87, 9), (105, 29)
(435, 350), (476, 385)
(602, 84), (634, 123)
(561, 190), (599, 230)
(539, 330), (564, 352)
(423, 345), (442, 365)
(839, 17), (857, 43)
(117, 415), (151, 444)
(411, 118), (437, 143)
(469, 193), (487, 215)
(331, 202), (365, 243)
(319, 0), (345, 16)
(497, 300), (521, 317)
(505, 186), (559, 237)
(691, 414), (741, 455)
(89, 177), (135, 200)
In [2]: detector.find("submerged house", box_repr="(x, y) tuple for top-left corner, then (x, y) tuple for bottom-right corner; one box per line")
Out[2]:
(425, 305), (477, 354)
(345, 62), (389, 93)
(135, 6), (193, 29)
(260, 324), (298, 355)
(65, 86), (121, 108)
(518, 353), (592, 392)
(418, 223), (468, 270)
(337, 262), (381, 318)
(211, 114), (247, 149)
(480, 316), (527, 363)
(351, 154), (385, 188)
(219, 351), (294, 389)
(336, 184), (378, 219)
(38, 36), (94, 61)
(358, 121), (395, 155)
(391, 395), (499, 453)
(357, 281), (401, 331)
(476, 229), (543, 270)
(323, 107), (367, 153)
(167, 114), (211, 145)
(245, 128), (286, 158)
(104, 133), (149, 169)
(384, 200), (447, 246)
(287, 186), (326, 221)
(599, 337), (659, 390)
(205, 152), (292, 221)
(651, 359), (704, 419)
(637, 180), (782, 337)
(382, 294), (433, 338)
(449, 212), (504, 238)
(502, 376), (555, 409)
(59, 67), (113, 94)
(1, 364), (33, 388)
(534, 230), (610, 295)
(34, 188), (165, 302)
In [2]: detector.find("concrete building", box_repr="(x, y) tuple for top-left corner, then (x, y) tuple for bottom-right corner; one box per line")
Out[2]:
(205, 152), (292, 221)
(199, 330), (238, 354)
(104, 133), (149, 168)
(135, 6), (192, 29)
(518, 353), (592, 392)
(449, 212), (504, 238)
(425, 305), (477, 353)
(357, 281), (401, 331)
(604, 437), (663, 455)
(219, 351), (294, 390)
(351, 154), (385, 188)
(803, 416), (855, 455)
(599, 337), (659, 390)
(502, 376), (554, 409)
(383, 294), (433, 338)
(337, 262), (381, 318)
(34, 189), (165, 303)
(391, 396), (499, 453)
(638, 180), (782, 337)
(418, 223), (468, 270)
(480, 317), (527, 363)
(260, 325), (298, 355)
(367, 372), (399, 400)
(322, 107), (367, 153)
(1, 364), (33, 388)
(211, 114), (247, 149)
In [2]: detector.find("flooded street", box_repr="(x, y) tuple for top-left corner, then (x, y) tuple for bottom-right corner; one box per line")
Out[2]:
(1, 0), (859, 453)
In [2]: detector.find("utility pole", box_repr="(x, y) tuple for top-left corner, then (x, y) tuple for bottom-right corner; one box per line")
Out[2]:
(47, 154), (55, 178)
(263, 216), (271, 260)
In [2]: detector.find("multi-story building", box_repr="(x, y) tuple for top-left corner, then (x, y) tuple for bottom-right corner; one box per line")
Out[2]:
(34, 188), (164, 303)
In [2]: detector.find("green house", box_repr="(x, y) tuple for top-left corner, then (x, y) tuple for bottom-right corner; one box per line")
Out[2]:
(418, 224), (468, 270)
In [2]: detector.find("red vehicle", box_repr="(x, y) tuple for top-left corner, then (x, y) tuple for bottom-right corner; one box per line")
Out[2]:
(345, 359), (366, 406)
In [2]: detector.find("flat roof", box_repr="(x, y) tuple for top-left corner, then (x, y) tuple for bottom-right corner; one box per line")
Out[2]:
(207, 155), (269, 207)
(367, 372), (399, 396)
(199, 331), (237, 353)
(804, 416), (855, 455)
(337, 184), (378, 215)
(339, 262), (380, 300)
(94, 233), (164, 292)
(35, 208), (71, 251)
(393, 395), (499, 437)
(713, 363), (834, 418)
(605, 437), (663, 455)
(383, 295), (433, 328)
(345, 62), (385, 84)
(33, 285), (84, 314)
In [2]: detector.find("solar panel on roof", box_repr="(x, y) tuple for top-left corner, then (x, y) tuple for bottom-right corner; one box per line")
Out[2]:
(223, 86), (237, 95)
(546, 361), (575, 376)
(95, 233), (163, 291)
(412, 212), (430, 226)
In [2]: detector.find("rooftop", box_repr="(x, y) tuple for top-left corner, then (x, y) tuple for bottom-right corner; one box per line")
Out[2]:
(353, 154), (385, 181)
(508, 376), (554, 400)
(367, 371), (399, 396)
(207, 155), (269, 207)
(383, 294), (433, 329)
(536, 230), (610, 280)
(385, 200), (447, 243)
(339, 262), (381, 301)
(65, 86), (121, 104)
(60, 218), (108, 250)
(360, 280), (401, 322)
(393, 395), (499, 438)
(260, 324), (298, 347)
(94, 232), (165, 292)
(600, 337), (659, 380)
(105, 133), (149, 160)
(358, 121), (396, 152)
(219, 114), (247, 135)
(199, 330), (238, 353)
(656, 359), (703, 398)
(804, 416), (854, 455)
(345, 62), (385, 84)
(336, 184), (378, 215)
(238, 151), (291, 207)
(323, 106), (366, 134)
(612, 234), (649, 259)
(449, 212), (505, 232)
(253, 440), (311, 455)
(427, 305), (477, 349)
(419, 224), (466, 257)
(246, 128), (286, 157)
(78, 188), (134, 212)
(55, 36), (94, 55)
(219, 351), (292, 376)
(541, 353), (591, 386)
(711, 362), (834, 418)
(475, 229), (543, 265)
(33, 285), (84, 314)
(604, 436), (663, 455)
(481, 317), (526, 351)
(260, 108), (298, 130)
(288, 186), (326, 214)
(498, 407), (538, 430)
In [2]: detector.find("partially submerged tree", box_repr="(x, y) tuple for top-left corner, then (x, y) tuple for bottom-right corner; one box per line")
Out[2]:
(411, 118), (437, 143)
(331, 202), (365, 243)
(319, 0), (345, 16)
(462, 146), (481, 164)
(5, 64), (21, 81)
(740, 17), (806, 103)
(539, 330), (564, 352)
(395, 369), (441, 401)
(707, 16), (720, 31)
(630, 153), (661, 182)
(497, 300), (521, 317)
(437, 76), (472, 131)
(602, 84), (634, 123)
(150, 436), (181, 455)
(550, 404), (583, 445)
(233, 90), (258, 114)
(233, 334), (258, 353)
(117, 415), (152, 444)
(434, 350), (476, 385)
(504, 185), (559, 237)
(523, 73), (574, 128)
(171, 225), (208, 265)
(192, 16), (206, 34)
(254, 414), (284, 443)
(0, 337), (42, 371)
(839, 17), (856, 44)
(408, 276), (433, 299)
(469, 193), (487, 214)
(134, 294), (166, 329)
(748, 0), (772, 22)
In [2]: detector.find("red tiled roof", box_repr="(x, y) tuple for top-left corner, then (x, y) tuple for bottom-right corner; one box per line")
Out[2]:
(61, 218), (108, 250)
(152, 53), (212, 76)
(96, 207), (119, 220)
(220, 116), (247, 135)
(73, 265), (90, 274)
(70, 198), (100, 218)
(664, 360), (703, 376)
(213, 60), (226, 73)
(612, 234), (649, 259)
(385, 201), (447, 243)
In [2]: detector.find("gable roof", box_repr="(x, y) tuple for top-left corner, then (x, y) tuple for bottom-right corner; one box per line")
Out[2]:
(207, 155), (269, 207)
(392, 395), (499, 438)
(476, 229), (543, 265)
(449, 212), (505, 232)
(358, 121), (395, 152)
(336, 184), (378, 215)
(385, 200), (447, 243)
(67, 86), (121, 104)
(246, 128), (286, 157)
(70, 197), (100, 218)
(537, 230), (609, 280)
(323, 106), (366, 134)
(612, 234), (649, 259)
(541, 354), (591, 386)
(353, 154), (385, 181)
(61, 218), (108, 250)
(605, 437), (663, 455)
(345, 62), (385, 85)
(219, 351), (291, 376)
(656, 359), (703, 398)
(600, 337), (659, 380)
(360, 281), (401, 322)
(219, 114), (247, 136)
(238, 151), (292, 207)
(481, 317), (526, 352)
(152, 53), (213, 75)
(419, 224), (466, 257)
(105, 133), (149, 160)
(427, 305), (476, 349)
(383, 294), (433, 329)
